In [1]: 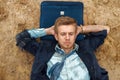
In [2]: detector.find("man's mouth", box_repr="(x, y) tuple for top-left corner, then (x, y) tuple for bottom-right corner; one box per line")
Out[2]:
(64, 42), (70, 44)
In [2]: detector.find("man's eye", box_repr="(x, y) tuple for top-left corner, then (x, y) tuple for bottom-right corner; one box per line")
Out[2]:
(60, 33), (66, 36)
(69, 33), (74, 35)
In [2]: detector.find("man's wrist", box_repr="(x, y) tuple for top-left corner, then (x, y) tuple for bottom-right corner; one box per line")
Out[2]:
(45, 28), (51, 35)
(45, 26), (55, 35)
(78, 25), (84, 34)
(80, 25), (84, 33)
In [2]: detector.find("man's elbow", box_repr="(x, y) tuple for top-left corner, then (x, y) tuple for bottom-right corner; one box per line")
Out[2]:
(104, 26), (110, 34)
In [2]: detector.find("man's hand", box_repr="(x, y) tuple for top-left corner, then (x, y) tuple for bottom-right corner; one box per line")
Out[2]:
(45, 26), (55, 35)
(76, 25), (83, 36)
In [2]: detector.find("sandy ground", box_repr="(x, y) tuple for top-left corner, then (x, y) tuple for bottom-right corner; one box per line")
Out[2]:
(0, 0), (120, 80)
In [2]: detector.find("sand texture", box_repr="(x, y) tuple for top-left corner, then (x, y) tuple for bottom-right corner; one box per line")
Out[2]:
(0, 0), (120, 80)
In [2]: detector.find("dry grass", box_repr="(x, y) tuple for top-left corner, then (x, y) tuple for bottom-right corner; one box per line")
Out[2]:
(0, 0), (120, 80)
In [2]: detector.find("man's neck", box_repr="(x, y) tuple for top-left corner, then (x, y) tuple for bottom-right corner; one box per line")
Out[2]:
(64, 47), (74, 54)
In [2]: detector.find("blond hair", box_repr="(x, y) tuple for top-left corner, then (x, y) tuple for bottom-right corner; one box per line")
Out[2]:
(54, 16), (77, 33)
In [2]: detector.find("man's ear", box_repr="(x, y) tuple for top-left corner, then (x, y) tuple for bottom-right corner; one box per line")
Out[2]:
(54, 33), (58, 41)
(75, 32), (78, 38)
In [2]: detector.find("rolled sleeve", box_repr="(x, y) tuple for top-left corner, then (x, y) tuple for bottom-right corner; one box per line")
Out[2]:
(28, 28), (47, 38)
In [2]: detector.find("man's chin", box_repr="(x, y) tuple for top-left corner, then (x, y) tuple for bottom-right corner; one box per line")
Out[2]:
(64, 45), (73, 49)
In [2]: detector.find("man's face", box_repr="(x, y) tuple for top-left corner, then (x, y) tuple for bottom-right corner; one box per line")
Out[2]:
(54, 25), (77, 50)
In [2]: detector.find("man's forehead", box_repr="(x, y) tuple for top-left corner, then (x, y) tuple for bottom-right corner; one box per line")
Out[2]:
(58, 24), (75, 27)
(58, 25), (76, 29)
(57, 25), (76, 33)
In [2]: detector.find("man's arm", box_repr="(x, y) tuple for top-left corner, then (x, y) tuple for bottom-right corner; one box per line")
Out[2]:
(77, 25), (110, 51)
(77, 25), (110, 34)
(16, 26), (55, 55)
(28, 26), (55, 38)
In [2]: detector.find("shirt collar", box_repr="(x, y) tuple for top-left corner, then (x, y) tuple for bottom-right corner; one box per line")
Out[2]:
(55, 43), (79, 55)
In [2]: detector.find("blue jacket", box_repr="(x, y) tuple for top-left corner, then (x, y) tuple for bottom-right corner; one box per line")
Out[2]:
(20, 30), (108, 80)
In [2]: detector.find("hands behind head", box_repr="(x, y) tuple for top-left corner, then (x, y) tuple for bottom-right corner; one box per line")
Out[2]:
(76, 25), (83, 35)
(46, 25), (83, 36)
(45, 25), (55, 35)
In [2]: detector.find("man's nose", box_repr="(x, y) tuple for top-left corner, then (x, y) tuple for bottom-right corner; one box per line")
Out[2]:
(65, 34), (70, 40)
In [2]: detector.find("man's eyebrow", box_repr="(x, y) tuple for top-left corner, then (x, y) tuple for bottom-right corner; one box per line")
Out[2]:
(60, 31), (75, 33)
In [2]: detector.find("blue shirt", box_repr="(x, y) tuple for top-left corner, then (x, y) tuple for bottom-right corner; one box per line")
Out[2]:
(47, 44), (90, 80)
(28, 28), (90, 80)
